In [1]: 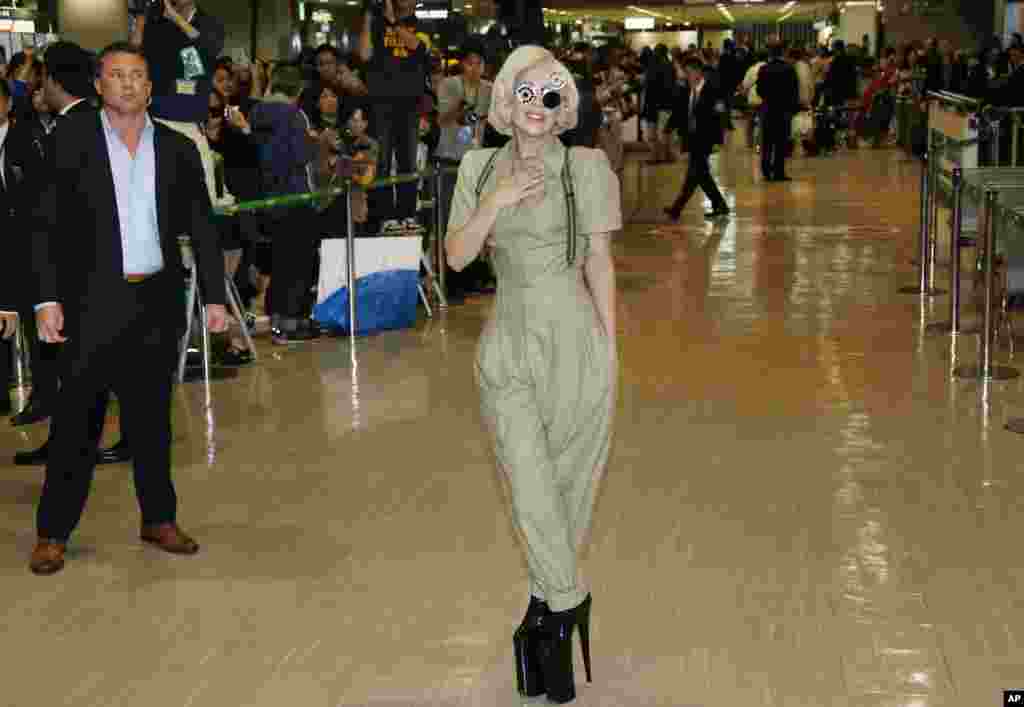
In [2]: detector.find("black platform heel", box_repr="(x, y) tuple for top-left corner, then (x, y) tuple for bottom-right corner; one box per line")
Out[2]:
(514, 596), (548, 697)
(577, 594), (592, 683)
(538, 594), (593, 704)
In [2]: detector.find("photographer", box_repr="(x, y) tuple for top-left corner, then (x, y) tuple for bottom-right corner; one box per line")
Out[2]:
(357, 0), (428, 234)
(436, 40), (492, 300)
(131, 0), (225, 201)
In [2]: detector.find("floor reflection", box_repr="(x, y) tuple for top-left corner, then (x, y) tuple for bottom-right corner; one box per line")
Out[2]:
(3, 136), (1024, 705)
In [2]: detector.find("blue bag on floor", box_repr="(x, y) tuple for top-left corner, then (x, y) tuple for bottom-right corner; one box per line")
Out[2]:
(313, 270), (420, 335)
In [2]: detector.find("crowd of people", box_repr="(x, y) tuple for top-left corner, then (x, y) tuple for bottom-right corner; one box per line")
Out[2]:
(1, 0), (1022, 555)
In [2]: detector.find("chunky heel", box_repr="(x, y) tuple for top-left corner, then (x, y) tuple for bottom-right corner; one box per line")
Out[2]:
(539, 618), (576, 704)
(577, 594), (592, 683)
(514, 596), (547, 697)
(538, 594), (592, 704)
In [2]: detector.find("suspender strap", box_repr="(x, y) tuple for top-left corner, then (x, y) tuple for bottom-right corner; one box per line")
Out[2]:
(562, 146), (577, 266)
(475, 146), (577, 267)
(475, 148), (501, 200)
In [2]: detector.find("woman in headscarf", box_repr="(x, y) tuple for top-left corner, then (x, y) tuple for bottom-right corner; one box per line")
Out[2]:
(445, 46), (621, 704)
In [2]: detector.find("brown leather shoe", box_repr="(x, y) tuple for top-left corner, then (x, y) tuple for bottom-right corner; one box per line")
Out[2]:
(29, 539), (67, 575)
(140, 523), (200, 555)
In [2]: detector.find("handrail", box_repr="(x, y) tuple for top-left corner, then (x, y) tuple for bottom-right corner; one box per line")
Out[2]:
(213, 165), (460, 216)
(928, 90), (982, 109)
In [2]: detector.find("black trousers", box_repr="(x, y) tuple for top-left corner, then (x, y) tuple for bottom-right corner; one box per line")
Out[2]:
(36, 276), (180, 542)
(370, 101), (420, 226)
(761, 110), (792, 180)
(268, 205), (320, 321)
(670, 146), (728, 214)
(18, 304), (60, 405)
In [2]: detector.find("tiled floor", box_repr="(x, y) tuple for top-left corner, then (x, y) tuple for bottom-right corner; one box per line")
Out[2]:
(3, 133), (1024, 707)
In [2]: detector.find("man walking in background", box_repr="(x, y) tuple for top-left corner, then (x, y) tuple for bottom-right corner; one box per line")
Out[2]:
(664, 58), (730, 221)
(757, 41), (800, 182)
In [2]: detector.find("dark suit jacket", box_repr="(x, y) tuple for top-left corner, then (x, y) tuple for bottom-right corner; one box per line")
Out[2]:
(667, 75), (725, 151)
(824, 53), (859, 105)
(756, 59), (800, 114)
(30, 110), (226, 340)
(1, 118), (47, 311)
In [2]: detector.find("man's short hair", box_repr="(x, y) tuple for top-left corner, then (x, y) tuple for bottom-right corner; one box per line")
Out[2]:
(268, 65), (305, 98)
(44, 41), (95, 99)
(96, 41), (148, 78)
(397, 15), (417, 28)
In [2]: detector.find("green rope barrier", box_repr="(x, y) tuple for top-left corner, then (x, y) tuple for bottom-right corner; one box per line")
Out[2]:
(214, 165), (460, 216)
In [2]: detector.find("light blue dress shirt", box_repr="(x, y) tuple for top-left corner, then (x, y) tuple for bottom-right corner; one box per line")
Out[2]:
(100, 109), (164, 276)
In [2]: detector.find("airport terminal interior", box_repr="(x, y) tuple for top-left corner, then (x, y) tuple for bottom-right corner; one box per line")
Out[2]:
(3, 133), (1024, 706)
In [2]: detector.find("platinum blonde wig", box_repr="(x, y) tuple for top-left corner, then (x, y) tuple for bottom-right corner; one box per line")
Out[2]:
(487, 45), (580, 137)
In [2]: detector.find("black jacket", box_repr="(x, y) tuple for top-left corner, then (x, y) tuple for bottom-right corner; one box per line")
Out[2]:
(824, 53), (859, 105)
(0, 118), (45, 310)
(757, 58), (801, 114)
(667, 75), (725, 150)
(30, 111), (225, 339)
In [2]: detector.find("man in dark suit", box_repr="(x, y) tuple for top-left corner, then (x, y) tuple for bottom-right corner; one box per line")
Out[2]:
(664, 57), (730, 221)
(756, 42), (800, 182)
(12, 42), (135, 466)
(10, 42), (93, 429)
(1, 76), (43, 417)
(28, 42), (228, 575)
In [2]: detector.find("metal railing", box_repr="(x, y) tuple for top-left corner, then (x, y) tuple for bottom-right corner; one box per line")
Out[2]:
(212, 161), (461, 346)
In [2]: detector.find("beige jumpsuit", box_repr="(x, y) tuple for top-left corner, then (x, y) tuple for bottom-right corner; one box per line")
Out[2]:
(449, 141), (622, 613)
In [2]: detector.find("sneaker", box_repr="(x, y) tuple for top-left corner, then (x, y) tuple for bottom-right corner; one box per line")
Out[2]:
(402, 217), (423, 233)
(381, 220), (404, 234)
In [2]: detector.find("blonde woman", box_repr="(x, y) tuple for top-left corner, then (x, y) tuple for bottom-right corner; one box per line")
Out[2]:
(446, 46), (621, 704)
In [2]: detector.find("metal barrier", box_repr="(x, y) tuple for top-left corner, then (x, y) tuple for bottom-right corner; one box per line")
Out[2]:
(900, 93), (981, 297)
(950, 172), (1024, 381)
(978, 106), (1024, 167)
(213, 162), (461, 347)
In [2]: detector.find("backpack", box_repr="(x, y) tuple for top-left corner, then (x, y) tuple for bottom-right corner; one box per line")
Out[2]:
(472, 146), (579, 266)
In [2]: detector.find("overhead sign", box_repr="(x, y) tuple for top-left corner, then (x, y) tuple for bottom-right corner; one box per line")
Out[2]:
(624, 16), (656, 29)
(416, 9), (449, 19)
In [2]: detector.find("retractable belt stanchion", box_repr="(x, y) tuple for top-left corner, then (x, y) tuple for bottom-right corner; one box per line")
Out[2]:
(436, 163), (448, 308)
(926, 167), (967, 335)
(345, 181), (357, 345)
(954, 184), (1024, 382)
(214, 164), (465, 339)
(902, 151), (945, 295)
(12, 322), (28, 391)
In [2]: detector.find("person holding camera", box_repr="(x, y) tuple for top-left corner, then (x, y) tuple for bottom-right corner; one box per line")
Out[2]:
(436, 40), (492, 300)
(357, 0), (428, 235)
(131, 0), (225, 203)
